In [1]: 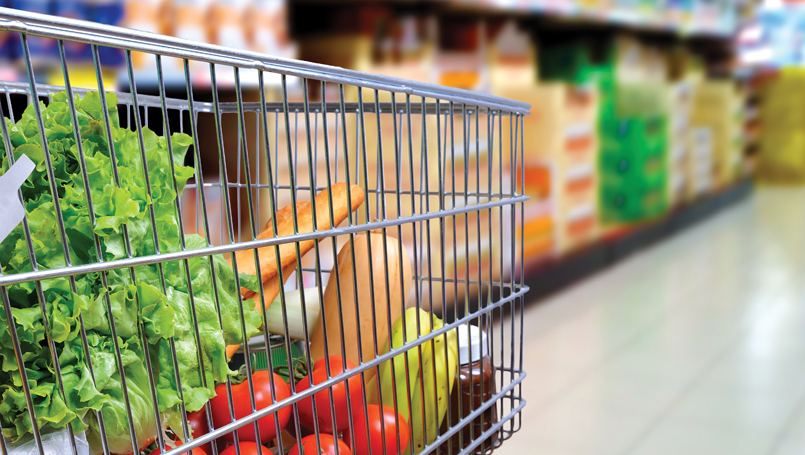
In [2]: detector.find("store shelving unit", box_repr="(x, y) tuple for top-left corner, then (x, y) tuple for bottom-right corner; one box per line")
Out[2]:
(521, 176), (752, 302)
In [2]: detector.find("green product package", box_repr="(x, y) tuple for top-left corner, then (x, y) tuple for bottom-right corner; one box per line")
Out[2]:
(599, 183), (668, 224)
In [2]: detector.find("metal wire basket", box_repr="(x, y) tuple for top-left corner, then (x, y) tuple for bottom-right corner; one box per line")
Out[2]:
(0, 7), (529, 455)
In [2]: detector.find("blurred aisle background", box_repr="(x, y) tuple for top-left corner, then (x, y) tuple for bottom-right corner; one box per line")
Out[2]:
(10, 0), (805, 453)
(498, 186), (805, 454)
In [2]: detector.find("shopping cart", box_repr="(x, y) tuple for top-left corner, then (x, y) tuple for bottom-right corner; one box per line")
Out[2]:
(0, 7), (529, 455)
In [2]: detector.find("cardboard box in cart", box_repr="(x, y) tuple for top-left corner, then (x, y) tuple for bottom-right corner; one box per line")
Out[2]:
(496, 83), (599, 256)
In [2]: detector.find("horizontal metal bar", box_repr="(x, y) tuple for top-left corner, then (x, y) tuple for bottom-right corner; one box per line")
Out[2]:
(254, 101), (507, 116)
(0, 8), (531, 115)
(162, 285), (529, 454)
(415, 277), (516, 288)
(0, 80), (191, 111)
(0, 195), (529, 286)
(215, 183), (516, 203)
(1, 80), (512, 118)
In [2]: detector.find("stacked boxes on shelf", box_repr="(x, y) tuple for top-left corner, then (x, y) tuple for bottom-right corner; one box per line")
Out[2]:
(757, 68), (805, 183)
(497, 84), (598, 255)
(667, 81), (693, 205)
(598, 85), (669, 223)
(599, 36), (671, 224)
(488, 20), (555, 262)
(540, 34), (671, 225)
(690, 81), (743, 190)
(687, 125), (713, 198)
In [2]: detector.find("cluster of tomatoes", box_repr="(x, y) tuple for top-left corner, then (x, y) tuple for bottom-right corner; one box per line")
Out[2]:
(149, 356), (409, 455)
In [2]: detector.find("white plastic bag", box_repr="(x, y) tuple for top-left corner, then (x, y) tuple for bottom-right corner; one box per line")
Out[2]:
(3, 429), (89, 455)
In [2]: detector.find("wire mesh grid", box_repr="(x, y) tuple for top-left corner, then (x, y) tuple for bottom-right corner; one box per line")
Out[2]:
(0, 7), (529, 455)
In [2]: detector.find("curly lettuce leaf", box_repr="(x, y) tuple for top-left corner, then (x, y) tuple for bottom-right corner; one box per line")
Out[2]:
(0, 91), (262, 452)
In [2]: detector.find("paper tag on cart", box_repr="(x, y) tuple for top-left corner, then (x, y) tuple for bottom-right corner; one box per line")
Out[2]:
(0, 154), (35, 244)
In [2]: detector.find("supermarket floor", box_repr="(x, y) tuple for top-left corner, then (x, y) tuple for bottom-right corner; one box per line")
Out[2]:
(498, 186), (805, 455)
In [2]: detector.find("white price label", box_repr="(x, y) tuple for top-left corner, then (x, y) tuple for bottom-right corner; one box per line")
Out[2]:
(0, 154), (35, 245)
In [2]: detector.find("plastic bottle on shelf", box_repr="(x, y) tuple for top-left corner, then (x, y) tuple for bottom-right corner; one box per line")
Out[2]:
(209, 0), (249, 49)
(52, 0), (91, 62)
(0, 0), (19, 81)
(48, 0), (97, 88)
(173, 0), (213, 44)
(208, 0), (250, 88)
(10, 0), (58, 78)
(251, 0), (294, 56)
(122, 0), (163, 73)
(173, 0), (213, 84)
(87, 0), (125, 67)
(440, 324), (498, 455)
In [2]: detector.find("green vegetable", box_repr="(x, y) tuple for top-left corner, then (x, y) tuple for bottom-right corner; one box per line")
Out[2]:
(264, 287), (320, 340)
(0, 91), (262, 453)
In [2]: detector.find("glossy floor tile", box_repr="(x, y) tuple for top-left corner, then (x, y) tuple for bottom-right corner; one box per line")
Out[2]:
(496, 187), (805, 455)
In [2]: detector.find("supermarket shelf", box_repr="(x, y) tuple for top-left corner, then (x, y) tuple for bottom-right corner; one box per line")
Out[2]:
(522, 177), (753, 301)
(291, 0), (738, 39)
(436, 2), (735, 38)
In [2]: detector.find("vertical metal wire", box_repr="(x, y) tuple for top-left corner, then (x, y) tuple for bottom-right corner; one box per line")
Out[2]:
(315, 80), (345, 455)
(274, 108), (280, 220)
(370, 90), (395, 455)
(255, 110), (261, 231)
(352, 85), (382, 455)
(151, 53), (197, 445)
(486, 108), (498, 446)
(299, 77), (328, 455)
(59, 40), (143, 455)
(419, 97), (442, 454)
(473, 105), (488, 448)
(28, 35), (139, 455)
(232, 66), (273, 455)
(92, 44), (172, 454)
(117, 59), (172, 455)
(236, 105), (243, 246)
(447, 101), (463, 453)
(278, 73), (318, 451)
(403, 93), (422, 455)
(434, 99), (454, 455)
(256, 69), (289, 455)
(182, 57), (225, 455)
(336, 83), (362, 450)
(0, 83), (45, 454)
(497, 110), (506, 423)
(55, 39), (119, 455)
(0, 285), (45, 454)
(507, 112), (517, 435)
(209, 62), (270, 455)
(516, 113), (526, 432)
(459, 103), (475, 447)
(387, 92), (408, 455)
(153, 59), (216, 450)
(4, 38), (81, 455)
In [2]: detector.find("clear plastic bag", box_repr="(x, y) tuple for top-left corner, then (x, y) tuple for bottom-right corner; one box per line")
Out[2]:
(4, 429), (89, 455)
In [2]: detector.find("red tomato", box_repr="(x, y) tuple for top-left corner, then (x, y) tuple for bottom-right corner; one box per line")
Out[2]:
(344, 405), (409, 455)
(182, 409), (213, 455)
(145, 439), (208, 455)
(290, 434), (352, 455)
(296, 356), (364, 433)
(209, 371), (292, 443)
(219, 442), (271, 455)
